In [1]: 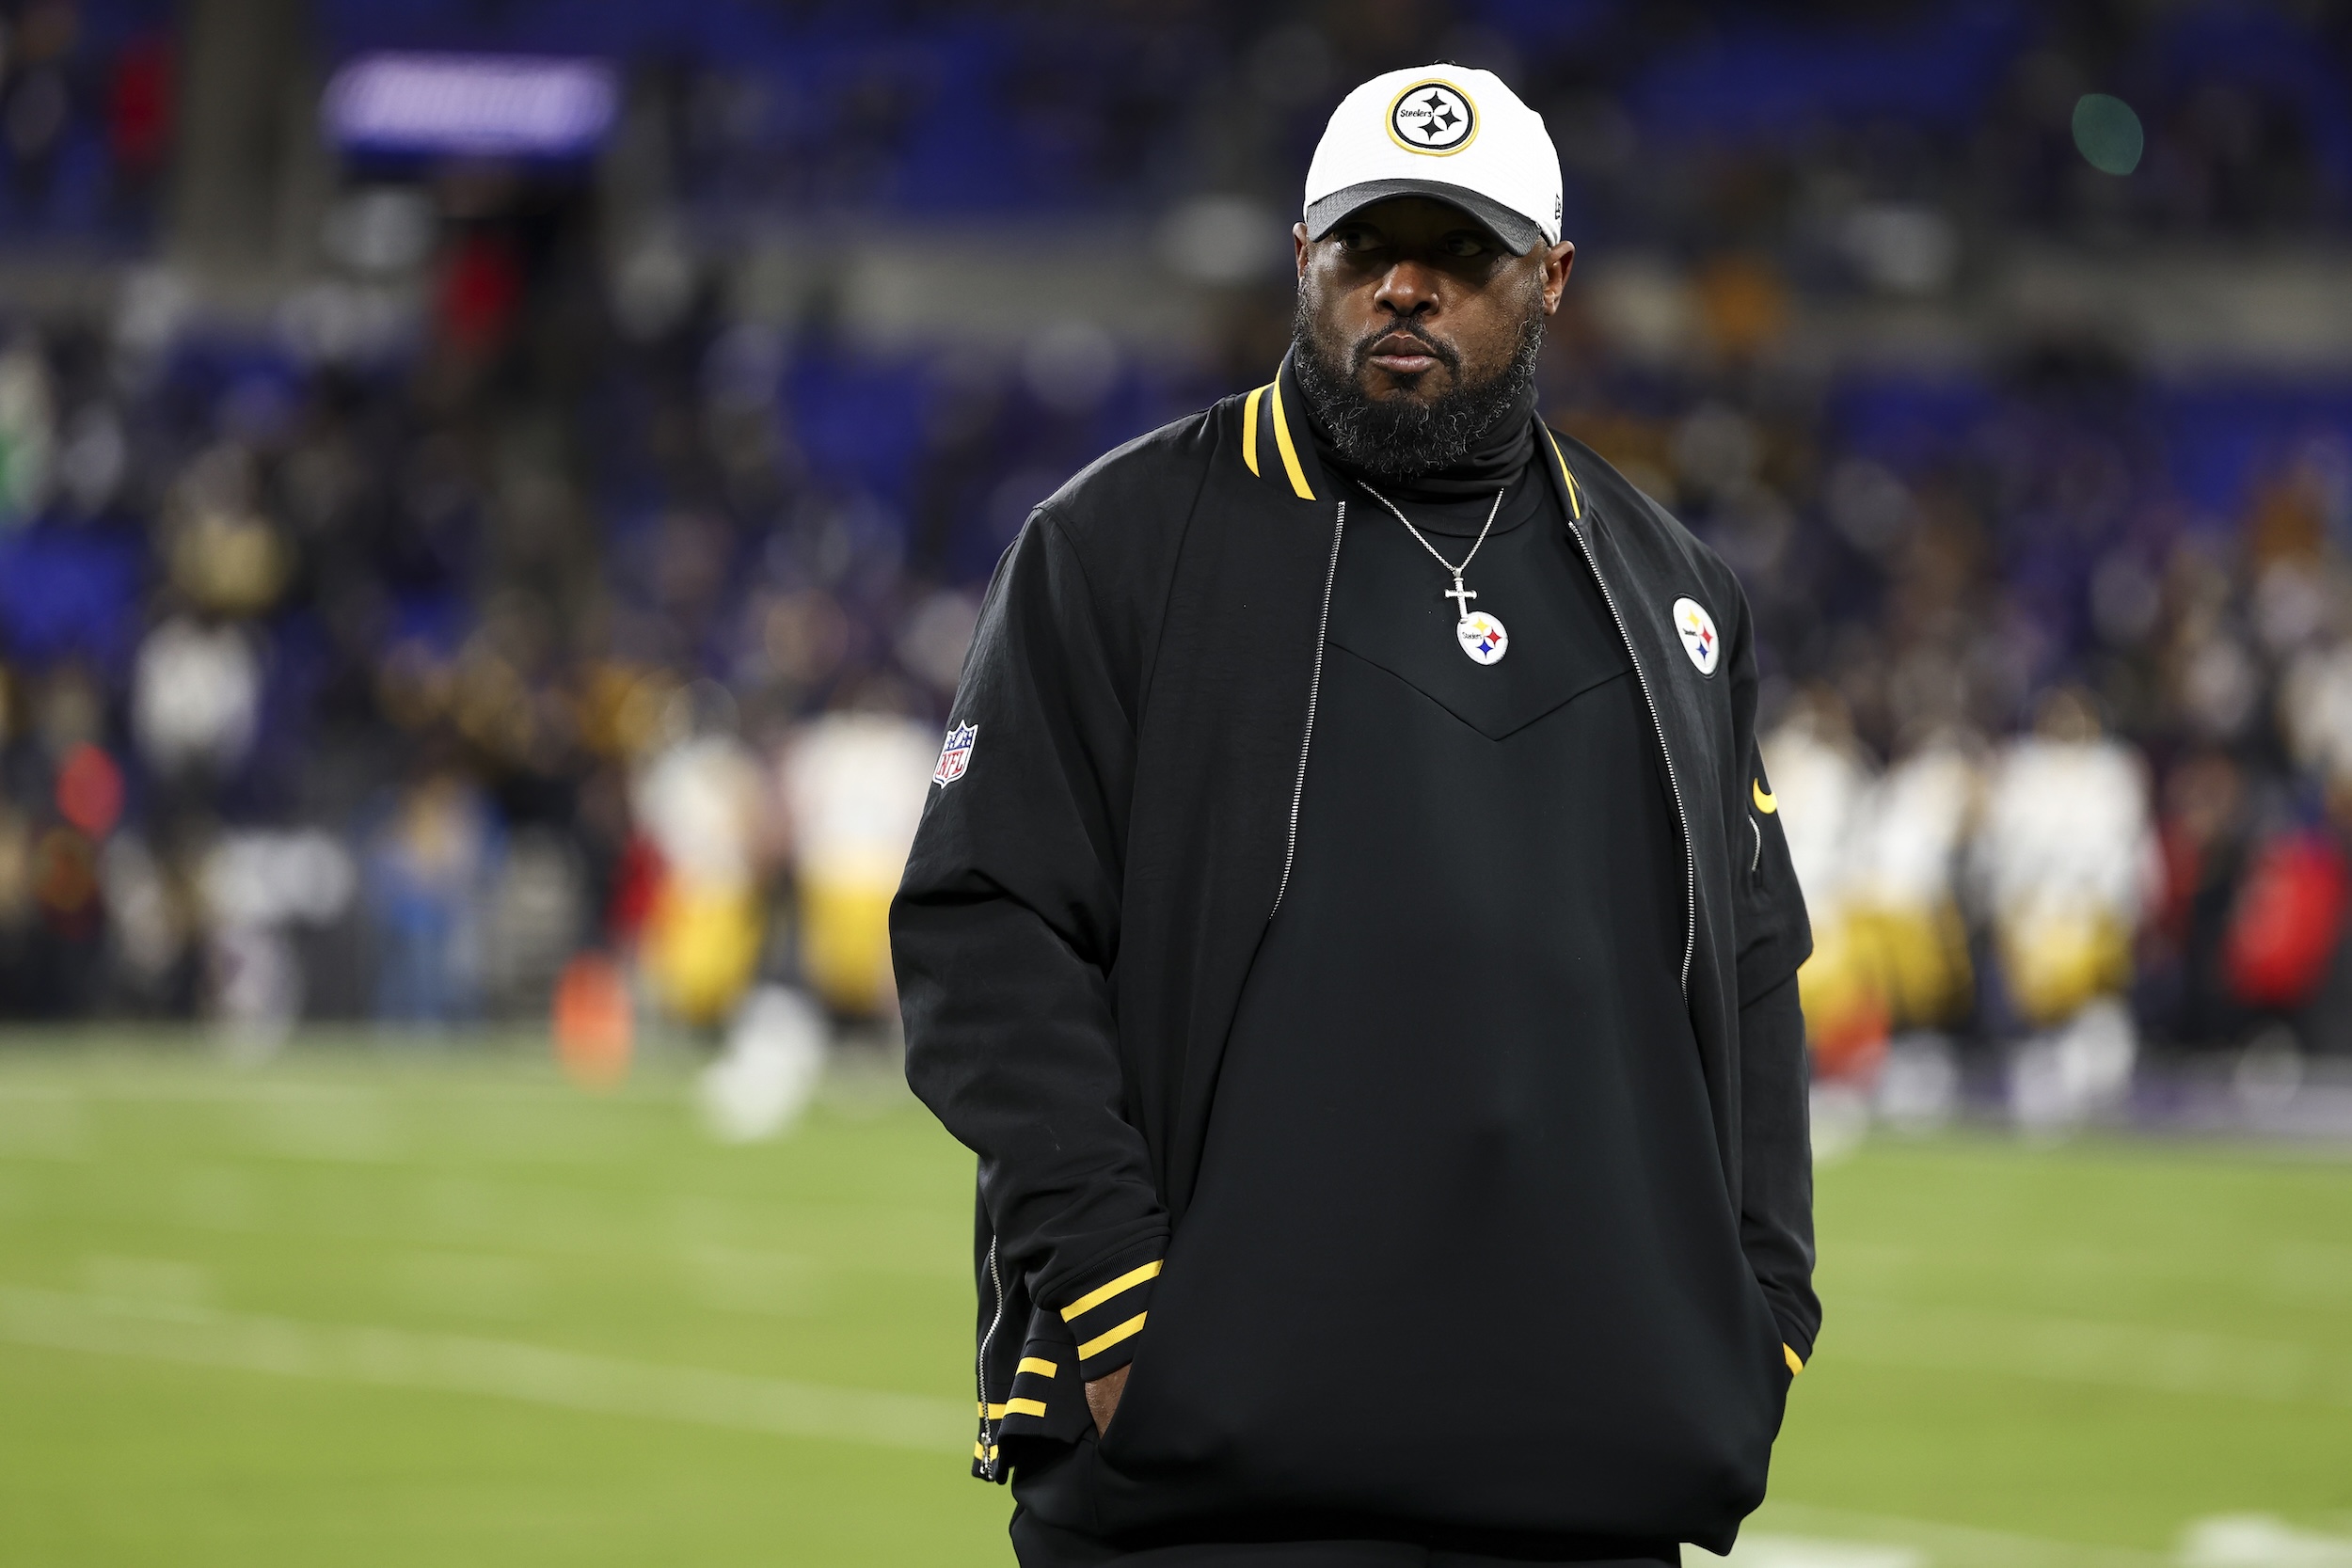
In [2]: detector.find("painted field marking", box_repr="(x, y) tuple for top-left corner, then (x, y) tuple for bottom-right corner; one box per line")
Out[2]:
(0, 1284), (969, 1452)
(2180, 1513), (2352, 1567)
(1827, 1297), (2352, 1408)
(8, 1285), (2343, 1566)
(1720, 1501), (2170, 1568)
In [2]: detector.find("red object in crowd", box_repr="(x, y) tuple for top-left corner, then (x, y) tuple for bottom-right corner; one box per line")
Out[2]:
(55, 743), (124, 838)
(107, 33), (174, 174)
(2223, 831), (2349, 1010)
(437, 232), (523, 356)
(605, 832), (664, 943)
(1808, 996), (1890, 1085)
(552, 952), (634, 1089)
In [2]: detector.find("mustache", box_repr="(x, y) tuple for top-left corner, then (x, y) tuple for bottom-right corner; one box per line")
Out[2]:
(1350, 322), (1460, 375)
(1291, 291), (1545, 483)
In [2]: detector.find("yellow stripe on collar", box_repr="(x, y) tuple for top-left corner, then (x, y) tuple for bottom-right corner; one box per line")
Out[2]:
(1542, 426), (1583, 520)
(1267, 374), (1315, 500)
(1242, 384), (1265, 477)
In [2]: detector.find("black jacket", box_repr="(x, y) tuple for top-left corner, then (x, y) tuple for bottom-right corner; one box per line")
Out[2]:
(891, 359), (1818, 1530)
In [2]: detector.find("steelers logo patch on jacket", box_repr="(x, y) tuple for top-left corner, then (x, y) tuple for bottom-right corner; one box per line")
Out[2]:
(1672, 596), (1720, 676)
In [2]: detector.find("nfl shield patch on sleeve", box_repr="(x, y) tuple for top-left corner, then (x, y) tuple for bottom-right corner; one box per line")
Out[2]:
(932, 722), (977, 785)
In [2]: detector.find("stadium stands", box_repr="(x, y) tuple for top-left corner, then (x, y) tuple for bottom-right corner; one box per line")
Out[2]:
(1, 0), (2349, 1126)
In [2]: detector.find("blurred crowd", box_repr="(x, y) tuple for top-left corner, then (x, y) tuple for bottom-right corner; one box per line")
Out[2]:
(0, 0), (168, 249)
(0, 0), (2349, 1122)
(0, 262), (994, 1060)
(1544, 344), (2352, 1124)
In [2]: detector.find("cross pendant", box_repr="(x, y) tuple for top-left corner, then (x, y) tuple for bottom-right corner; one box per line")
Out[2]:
(1443, 576), (1477, 620)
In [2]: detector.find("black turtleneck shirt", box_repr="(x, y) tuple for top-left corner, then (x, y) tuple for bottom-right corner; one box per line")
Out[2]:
(1033, 364), (1804, 1563)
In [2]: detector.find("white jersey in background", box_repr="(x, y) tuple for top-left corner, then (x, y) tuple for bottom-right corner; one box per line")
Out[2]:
(1974, 731), (2159, 1026)
(783, 711), (936, 1018)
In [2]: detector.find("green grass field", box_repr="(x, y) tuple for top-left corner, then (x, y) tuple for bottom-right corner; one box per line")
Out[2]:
(1, 1038), (2347, 1567)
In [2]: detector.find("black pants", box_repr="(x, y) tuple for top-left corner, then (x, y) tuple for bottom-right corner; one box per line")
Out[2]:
(1011, 1510), (1682, 1567)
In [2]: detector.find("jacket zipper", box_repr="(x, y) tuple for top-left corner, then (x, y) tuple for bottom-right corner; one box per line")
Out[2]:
(974, 502), (1347, 1469)
(974, 1238), (1006, 1480)
(1564, 516), (1697, 992)
(1273, 500), (1346, 915)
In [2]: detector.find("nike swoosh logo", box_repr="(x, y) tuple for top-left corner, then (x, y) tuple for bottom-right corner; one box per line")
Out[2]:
(1753, 778), (1777, 814)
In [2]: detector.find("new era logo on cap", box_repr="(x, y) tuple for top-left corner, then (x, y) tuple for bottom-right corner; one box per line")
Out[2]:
(1304, 64), (1562, 255)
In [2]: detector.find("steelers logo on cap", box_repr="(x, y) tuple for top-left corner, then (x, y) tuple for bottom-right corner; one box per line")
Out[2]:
(1388, 81), (1477, 155)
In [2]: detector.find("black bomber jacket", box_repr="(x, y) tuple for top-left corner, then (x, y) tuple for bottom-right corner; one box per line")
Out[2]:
(890, 356), (1819, 1485)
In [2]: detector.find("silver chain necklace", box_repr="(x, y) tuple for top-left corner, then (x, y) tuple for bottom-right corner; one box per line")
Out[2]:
(1357, 480), (1512, 665)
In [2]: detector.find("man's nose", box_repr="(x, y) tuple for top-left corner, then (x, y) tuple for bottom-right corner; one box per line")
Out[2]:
(1373, 261), (1440, 317)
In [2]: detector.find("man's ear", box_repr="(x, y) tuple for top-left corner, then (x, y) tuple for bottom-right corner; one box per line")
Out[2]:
(1294, 223), (1312, 280)
(1538, 240), (1576, 314)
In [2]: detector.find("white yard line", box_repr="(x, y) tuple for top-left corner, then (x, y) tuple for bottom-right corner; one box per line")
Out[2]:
(0, 1285), (970, 1452)
(1735, 1501), (2171, 1567)
(2, 1287), (2322, 1566)
(1828, 1297), (2352, 1409)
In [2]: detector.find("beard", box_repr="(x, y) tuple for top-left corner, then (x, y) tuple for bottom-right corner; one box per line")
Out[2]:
(1290, 290), (1546, 481)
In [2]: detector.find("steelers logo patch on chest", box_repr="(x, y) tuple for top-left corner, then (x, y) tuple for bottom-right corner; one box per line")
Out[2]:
(1672, 596), (1719, 675)
(1388, 81), (1477, 155)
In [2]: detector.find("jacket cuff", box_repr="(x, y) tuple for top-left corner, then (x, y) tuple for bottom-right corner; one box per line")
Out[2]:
(1736, 925), (1813, 1007)
(1057, 1257), (1162, 1381)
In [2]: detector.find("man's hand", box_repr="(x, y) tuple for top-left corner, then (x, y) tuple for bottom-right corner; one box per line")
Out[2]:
(1085, 1365), (1130, 1435)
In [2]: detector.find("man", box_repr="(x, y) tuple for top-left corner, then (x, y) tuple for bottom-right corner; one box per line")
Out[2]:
(892, 64), (1818, 1567)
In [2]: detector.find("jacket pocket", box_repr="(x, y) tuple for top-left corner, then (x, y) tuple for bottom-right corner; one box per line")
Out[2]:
(992, 1311), (1093, 1470)
(1089, 1314), (1158, 1463)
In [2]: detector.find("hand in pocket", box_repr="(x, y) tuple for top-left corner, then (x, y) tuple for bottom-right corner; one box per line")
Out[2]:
(1086, 1365), (1131, 1434)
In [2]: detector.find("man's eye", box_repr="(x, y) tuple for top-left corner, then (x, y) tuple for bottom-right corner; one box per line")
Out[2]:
(1336, 228), (1383, 251)
(1442, 233), (1489, 258)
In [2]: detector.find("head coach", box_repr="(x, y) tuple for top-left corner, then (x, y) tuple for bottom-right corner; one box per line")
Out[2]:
(891, 62), (1820, 1568)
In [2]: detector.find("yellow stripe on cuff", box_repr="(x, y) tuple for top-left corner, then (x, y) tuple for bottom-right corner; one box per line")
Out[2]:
(1017, 1356), (1058, 1379)
(1784, 1344), (1804, 1376)
(980, 1397), (1051, 1419)
(1076, 1311), (1147, 1362)
(1243, 385), (1265, 476)
(1059, 1260), (1163, 1322)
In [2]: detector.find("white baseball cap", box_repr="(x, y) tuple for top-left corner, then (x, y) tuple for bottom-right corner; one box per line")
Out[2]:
(1302, 66), (1563, 255)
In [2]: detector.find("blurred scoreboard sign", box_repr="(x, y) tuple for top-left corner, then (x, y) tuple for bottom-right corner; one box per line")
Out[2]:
(324, 54), (618, 159)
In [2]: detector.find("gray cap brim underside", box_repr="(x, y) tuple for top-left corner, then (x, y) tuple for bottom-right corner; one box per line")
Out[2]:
(1304, 179), (1547, 255)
